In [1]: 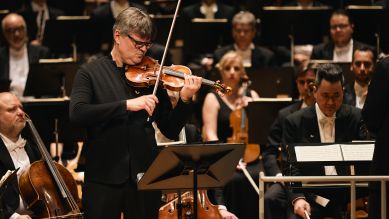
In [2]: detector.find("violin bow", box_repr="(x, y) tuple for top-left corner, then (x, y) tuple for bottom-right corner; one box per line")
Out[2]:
(150, 0), (183, 97)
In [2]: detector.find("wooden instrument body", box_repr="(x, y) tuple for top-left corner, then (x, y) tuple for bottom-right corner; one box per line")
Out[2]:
(158, 190), (222, 219)
(19, 160), (82, 219)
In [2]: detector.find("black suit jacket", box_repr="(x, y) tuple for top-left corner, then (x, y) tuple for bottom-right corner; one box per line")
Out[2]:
(0, 139), (40, 219)
(69, 56), (192, 184)
(213, 44), (277, 69)
(282, 104), (365, 201)
(0, 44), (51, 80)
(181, 2), (236, 21)
(311, 40), (373, 60)
(363, 57), (389, 175)
(264, 101), (303, 176)
(343, 82), (357, 107)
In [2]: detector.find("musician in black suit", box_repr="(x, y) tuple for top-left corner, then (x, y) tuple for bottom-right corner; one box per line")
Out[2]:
(343, 47), (375, 109)
(362, 56), (389, 219)
(311, 10), (373, 62)
(0, 92), (40, 219)
(282, 63), (366, 219)
(0, 13), (50, 97)
(18, 0), (64, 45)
(69, 8), (202, 219)
(264, 64), (316, 219)
(181, 0), (236, 21)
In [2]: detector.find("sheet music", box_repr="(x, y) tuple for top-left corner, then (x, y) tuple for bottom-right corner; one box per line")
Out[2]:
(295, 144), (343, 162)
(0, 168), (18, 188)
(340, 144), (375, 161)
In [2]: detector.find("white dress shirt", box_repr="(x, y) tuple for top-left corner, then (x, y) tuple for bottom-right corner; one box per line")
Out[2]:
(111, 1), (129, 19)
(0, 133), (32, 219)
(31, 1), (49, 41)
(234, 43), (254, 68)
(354, 82), (368, 109)
(333, 39), (353, 62)
(200, 3), (218, 19)
(315, 103), (338, 175)
(9, 45), (29, 97)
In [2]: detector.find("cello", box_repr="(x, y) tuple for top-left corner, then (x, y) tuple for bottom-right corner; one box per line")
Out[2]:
(158, 190), (222, 219)
(18, 115), (83, 219)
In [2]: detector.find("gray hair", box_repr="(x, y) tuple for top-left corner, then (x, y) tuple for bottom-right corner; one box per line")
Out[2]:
(113, 7), (154, 40)
(232, 11), (257, 31)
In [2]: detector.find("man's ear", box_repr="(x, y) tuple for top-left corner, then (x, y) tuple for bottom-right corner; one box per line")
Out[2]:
(114, 30), (120, 44)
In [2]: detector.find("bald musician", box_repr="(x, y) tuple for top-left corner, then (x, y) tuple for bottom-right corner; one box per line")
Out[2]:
(0, 92), (40, 219)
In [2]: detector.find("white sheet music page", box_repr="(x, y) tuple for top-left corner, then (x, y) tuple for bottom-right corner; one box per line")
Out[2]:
(295, 144), (343, 162)
(340, 144), (375, 161)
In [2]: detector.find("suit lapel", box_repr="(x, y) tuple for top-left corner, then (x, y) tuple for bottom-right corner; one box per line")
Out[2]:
(304, 106), (321, 142)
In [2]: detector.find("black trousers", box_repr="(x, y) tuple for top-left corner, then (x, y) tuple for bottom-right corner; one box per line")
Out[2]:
(82, 180), (161, 219)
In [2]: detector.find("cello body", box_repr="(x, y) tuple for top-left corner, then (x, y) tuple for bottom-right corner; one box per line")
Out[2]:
(19, 161), (82, 219)
(18, 116), (83, 219)
(158, 190), (222, 219)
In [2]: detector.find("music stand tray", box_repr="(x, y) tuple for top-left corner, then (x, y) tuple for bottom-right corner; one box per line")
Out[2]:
(138, 143), (244, 219)
(138, 143), (244, 191)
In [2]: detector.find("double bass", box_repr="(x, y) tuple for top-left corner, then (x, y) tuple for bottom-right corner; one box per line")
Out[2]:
(18, 115), (83, 219)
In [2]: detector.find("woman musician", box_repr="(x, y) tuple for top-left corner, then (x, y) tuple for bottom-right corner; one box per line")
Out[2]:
(202, 51), (260, 219)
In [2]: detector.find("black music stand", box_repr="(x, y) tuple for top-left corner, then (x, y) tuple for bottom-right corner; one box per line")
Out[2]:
(0, 168), (19, 219)
(246, 67), (295, 98)
(346, 6), (387, 53)
(24, 60), (78, 98)
(260, 7), (331, 47)
(247, 99), (292, 145)
(180, 18), (232, 62)
(138, 143), (244, 219)
(42, 16), (99, 56)
(309, 60), (354, 86)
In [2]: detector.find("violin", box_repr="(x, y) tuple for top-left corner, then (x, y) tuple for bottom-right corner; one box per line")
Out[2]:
(18, 115), (83, 219)
(158, 190), (222, 219)
(125, 56), (231, 95)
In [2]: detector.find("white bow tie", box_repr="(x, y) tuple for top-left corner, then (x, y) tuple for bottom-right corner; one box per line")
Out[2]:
(8, 138), (27, 152)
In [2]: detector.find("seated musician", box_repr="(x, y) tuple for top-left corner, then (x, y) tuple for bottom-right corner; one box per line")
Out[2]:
(282, 64), (367, 219)
(202, 51), (259, 219)
(264, 63), (316, 219)
(0, 92), (40, 219)
(0, 13), (51, 97)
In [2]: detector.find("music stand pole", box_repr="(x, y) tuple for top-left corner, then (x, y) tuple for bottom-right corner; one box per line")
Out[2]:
(193, 164), (198, 219)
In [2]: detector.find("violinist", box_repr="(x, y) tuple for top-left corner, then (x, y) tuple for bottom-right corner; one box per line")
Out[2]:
(69, 7), (202, 219)
(202, 51), (259, 219)
(0, 92), (40, 219)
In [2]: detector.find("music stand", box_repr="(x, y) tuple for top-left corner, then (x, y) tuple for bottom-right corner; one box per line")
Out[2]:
(346, 6), (386, 53)
(180, 18), (232, 62)
(260, 6), (332, 47)
(138, 143), (244, 219)
(42, 16), (99, 56)
(24, 59), (78, 98)
(246, 67), (295, 98)
(247, 98), (292, 145)
(0, 168), (19, 219)
(309, 60), (354, 86)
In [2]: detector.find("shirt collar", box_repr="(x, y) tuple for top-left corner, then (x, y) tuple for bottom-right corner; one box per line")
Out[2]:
(315, 102), (336, 121)
(0, 133), (26, 152)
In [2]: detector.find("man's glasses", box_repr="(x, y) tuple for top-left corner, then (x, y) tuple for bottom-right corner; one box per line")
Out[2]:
(127, 34), (152, 49)
(4, 26), (25, 34)
(330, 24), (350, 30)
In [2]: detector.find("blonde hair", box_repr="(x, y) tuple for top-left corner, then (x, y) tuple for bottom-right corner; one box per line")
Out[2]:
(217, 51), (246, 77)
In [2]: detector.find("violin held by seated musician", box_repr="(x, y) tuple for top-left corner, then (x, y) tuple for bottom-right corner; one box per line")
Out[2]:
(125, 56), (231, 95)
